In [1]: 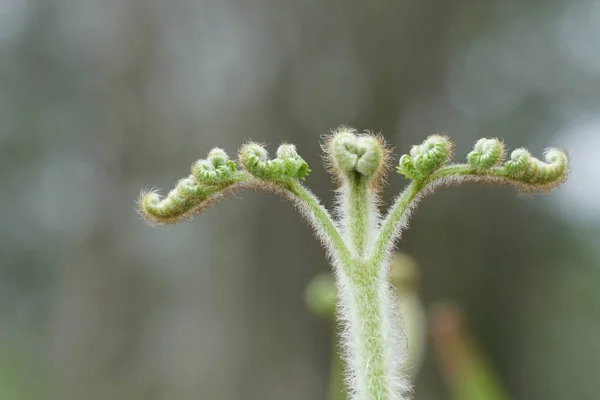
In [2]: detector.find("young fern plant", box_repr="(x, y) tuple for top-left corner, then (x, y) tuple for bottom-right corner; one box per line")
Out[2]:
(138, 127), (569, 400)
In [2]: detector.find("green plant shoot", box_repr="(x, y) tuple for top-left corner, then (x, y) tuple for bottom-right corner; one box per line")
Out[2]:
(138, 127), (569, 400)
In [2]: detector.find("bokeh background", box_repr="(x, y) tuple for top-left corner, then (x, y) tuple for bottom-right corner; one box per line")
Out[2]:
(1, 0), (599, 399)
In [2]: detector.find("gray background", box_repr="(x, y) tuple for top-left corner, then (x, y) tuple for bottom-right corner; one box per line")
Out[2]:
(1, 0), (599, 399)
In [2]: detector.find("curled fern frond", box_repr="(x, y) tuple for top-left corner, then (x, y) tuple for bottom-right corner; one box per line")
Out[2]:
(138, 143), (313, 226)
(276, 144), (311, 179)
(423, 144), (569, 192)
(502, 148), (569, 188)
(138, 179), (212, 225)
(325, 126), (388, 186)
(191, 148), (238, 184)
(394, 136), (569, 193)
(175, 176), (212, 198)
(239, 143), (272, 177)
(467, 138), (504, 171)
(397, 134), (452, 180)
(239, 142), (310, 180)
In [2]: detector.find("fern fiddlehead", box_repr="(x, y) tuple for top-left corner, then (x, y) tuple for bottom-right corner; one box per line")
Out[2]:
(138, 128), (569, 400)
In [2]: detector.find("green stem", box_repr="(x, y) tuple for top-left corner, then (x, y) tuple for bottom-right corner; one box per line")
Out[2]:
(340, 257), (396, 400)
(334, 174), (409, 400)
(425, 163), (554, 187)
(370, 181), (422, 268)
(348, 175), (369, 256)
(286, 180), (353, 266)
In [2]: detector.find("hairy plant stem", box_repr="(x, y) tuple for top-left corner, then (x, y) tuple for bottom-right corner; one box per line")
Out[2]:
(340, 257), (396, 400)
(347, 175), (370, 256)
(285, 180), (352, 266)
(339, 170), (407, 400)
(371, 181), (422, 268)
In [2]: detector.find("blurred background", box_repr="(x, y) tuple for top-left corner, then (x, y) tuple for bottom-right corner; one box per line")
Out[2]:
(1, 0), (599, 399)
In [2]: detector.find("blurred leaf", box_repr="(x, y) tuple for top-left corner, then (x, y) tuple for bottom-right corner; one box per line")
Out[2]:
(431, 302), (512, 400)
